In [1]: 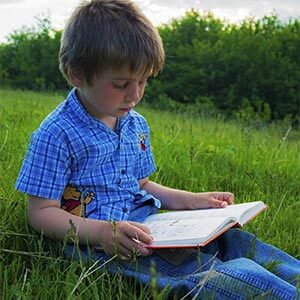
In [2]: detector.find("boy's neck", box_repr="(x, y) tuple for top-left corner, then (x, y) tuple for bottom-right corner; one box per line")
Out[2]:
(75, 88), (118, 131)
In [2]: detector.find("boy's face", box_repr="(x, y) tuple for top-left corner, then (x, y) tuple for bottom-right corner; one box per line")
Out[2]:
(76, 66), (148, 127)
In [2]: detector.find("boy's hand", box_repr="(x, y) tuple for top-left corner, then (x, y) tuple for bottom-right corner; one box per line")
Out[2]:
(193, 192), (234, 209)
(99, 221), (153, 260)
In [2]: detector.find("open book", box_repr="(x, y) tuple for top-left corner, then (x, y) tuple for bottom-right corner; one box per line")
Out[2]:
(143, 201), (267, 248)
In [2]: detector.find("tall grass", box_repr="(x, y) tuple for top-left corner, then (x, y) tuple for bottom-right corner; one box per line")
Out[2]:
(0, 89), (299, 298)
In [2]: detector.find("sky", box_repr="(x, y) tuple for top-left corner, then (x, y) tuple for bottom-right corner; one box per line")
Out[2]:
(0, 0), (299, 42)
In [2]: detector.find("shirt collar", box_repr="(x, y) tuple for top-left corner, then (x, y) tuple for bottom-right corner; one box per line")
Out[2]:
(67, 88), (130, 133)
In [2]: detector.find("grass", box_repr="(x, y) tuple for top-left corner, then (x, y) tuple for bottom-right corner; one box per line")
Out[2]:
(0, 88), (299, 299)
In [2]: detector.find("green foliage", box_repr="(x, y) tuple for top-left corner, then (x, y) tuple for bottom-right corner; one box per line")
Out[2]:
(0, 12), (299, 120)
(0, 89), (299, 298)
(0, 15), (66, 91)
(154, 11), (300, 121)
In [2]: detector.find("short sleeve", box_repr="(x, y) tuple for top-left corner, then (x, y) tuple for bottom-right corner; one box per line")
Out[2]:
(136, 122), (156, 180)
(15, 128), (71, 200)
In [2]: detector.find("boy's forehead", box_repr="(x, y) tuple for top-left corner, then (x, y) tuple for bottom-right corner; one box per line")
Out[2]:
(102, 66), (150, 80)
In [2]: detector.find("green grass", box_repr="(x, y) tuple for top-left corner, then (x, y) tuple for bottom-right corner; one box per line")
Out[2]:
(0, 88), (299, 299)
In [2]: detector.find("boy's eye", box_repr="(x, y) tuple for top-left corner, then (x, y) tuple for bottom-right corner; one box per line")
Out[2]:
(139, 80), (148, 87)
(112, 82), (128, 89)
(112, 80), (148, 90)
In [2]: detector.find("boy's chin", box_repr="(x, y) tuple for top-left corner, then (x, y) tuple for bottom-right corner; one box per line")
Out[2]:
(119, 108), (132, 113)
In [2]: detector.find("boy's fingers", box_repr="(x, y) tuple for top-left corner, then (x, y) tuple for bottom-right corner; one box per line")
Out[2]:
(210, 198), (228, 208)
(212, 192), (234, 206)
(117, 235), (152, 258)
(126, 223), (153, 244)
(136, 245), (153, 256)
(223, 193), (234, 204)
(132, 239), (153, 256)
(227, 195), (234, 204)
(110, 240), (141, 259)
(128, 221), (152, 235)
(117, 245), (152, 260)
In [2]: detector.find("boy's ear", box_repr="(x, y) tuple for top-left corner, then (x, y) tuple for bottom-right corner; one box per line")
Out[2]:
(67, 68), (84, 87)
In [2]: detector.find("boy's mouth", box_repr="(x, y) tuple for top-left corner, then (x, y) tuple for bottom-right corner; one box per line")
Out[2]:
(120, 108), (132, 112)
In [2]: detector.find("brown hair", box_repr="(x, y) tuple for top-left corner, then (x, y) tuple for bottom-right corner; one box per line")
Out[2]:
(59, 0), (165, 85)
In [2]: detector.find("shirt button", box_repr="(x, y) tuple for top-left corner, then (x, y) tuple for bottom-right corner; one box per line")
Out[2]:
(121, 169), (126, 175)
(123, 207), (128, 213)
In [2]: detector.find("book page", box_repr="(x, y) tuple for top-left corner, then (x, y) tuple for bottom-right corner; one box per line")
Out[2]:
(144, 201), (265, 224)
(144, 216), (235, 246)
(237, 201), (266, 225)
(193, 202), (265, 221)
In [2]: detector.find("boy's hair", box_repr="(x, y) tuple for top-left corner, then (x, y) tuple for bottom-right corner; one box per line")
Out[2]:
(59, 0), (165, 84)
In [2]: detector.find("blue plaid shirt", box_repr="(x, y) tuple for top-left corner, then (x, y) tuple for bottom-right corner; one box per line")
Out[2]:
(16, 88), (161, 221)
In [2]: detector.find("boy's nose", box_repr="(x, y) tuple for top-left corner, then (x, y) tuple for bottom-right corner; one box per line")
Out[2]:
(126, 83), (141, 103)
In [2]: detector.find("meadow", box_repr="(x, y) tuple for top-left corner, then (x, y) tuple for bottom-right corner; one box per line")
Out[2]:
(0, 88), (299, 299)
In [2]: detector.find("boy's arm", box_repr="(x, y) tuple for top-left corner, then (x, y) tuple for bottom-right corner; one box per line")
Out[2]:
(139, 178), (234, 210)
(28, 196), (106, 245)
(28, 196), (153, 259)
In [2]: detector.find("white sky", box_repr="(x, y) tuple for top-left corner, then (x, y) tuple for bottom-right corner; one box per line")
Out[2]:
(0, 0), (299, 43)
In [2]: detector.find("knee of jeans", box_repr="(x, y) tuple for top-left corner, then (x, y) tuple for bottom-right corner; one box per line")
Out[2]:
(221, 257), (260, 274)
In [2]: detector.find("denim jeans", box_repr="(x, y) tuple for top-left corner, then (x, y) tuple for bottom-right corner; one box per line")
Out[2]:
(65, 204), (300, 299)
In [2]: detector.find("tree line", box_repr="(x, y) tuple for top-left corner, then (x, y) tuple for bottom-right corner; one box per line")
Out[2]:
(0, 12), (299, 121)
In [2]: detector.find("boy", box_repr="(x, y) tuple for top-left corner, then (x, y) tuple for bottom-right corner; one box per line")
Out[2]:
(16, 0), (299, 298)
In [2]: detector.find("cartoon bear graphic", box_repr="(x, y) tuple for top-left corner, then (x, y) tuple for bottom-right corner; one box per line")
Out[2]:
(61, 185), (94, 217)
